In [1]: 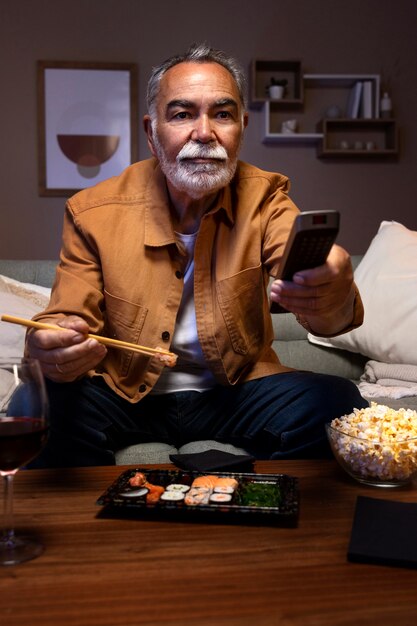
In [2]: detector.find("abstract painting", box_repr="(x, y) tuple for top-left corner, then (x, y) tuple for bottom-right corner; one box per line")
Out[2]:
(37, 61), (138, 197)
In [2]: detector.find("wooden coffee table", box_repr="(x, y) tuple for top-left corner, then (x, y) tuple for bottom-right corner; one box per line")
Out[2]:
(2, 460), (417, 626)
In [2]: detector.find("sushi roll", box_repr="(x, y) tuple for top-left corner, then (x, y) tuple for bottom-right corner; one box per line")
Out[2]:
(213, 485), (235, 494)
(160, 490), (185, 502)
(184, 487), (211, 506)
(191, 475), (218, 490)
(215, 477), (238, 491)
(209, 493), (232, 504)
(166, 483), (190, 493)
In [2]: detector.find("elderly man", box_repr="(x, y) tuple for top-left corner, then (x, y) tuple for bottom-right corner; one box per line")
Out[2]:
(27, 44), (367, 467)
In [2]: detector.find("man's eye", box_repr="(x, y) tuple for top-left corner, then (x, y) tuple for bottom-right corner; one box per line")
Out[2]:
(217, 111), (233, 119)
(173, 111), (191, 120)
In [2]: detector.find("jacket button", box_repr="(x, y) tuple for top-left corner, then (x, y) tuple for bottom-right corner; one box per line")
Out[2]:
(175, 270), (183, 279)
(139, 384), (147, 393)
(162, 331), (170, 342)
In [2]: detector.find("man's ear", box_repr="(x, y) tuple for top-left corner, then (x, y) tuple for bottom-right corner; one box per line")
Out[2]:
(143, 115), (157, 157)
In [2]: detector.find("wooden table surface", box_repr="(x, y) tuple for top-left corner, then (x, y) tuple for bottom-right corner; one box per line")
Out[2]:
(1, 460), (417, 626)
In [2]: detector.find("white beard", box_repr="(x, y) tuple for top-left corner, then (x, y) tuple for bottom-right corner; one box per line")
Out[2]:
(152, 133), (239, 199)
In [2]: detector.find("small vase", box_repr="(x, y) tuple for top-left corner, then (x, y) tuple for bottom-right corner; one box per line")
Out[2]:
(380, 92), (392, 119)
(268, 85), (284, 100)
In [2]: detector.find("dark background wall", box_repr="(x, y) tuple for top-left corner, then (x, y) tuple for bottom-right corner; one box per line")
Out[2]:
(1, 0), (416, 258)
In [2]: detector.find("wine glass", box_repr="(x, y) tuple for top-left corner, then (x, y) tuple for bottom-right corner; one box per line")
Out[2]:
(0, 358), (49, 566)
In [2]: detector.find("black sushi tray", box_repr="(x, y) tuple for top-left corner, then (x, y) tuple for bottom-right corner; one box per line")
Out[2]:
(96, 467), (299, 526)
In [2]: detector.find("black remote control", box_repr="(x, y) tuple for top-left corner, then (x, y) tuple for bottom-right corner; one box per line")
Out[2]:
(270, 210), (340, 314)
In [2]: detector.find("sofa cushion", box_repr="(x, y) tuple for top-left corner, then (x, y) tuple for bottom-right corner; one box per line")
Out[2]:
(274, 338), (367, 379)
(0, 275), (51, 360)
(115, 442), (178, 465)
(114, 440), (248, 465)
(178, 440), (249, 455)
(308, 221), (417, 365)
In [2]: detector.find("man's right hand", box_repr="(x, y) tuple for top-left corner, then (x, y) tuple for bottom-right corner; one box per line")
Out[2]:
(26, 315), (107, 382)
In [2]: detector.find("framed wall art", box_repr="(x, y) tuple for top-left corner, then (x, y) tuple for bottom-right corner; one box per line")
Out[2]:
(37, 61), (138, 197)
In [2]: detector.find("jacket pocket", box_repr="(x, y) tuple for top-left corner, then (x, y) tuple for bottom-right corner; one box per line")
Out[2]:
(103, 289), (148, 376)
(216, 265), (266, 355)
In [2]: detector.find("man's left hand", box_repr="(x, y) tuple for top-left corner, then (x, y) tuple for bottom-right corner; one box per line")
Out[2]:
(269, 244), (356, 335)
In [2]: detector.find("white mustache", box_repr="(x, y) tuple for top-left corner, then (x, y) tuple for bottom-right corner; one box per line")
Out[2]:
(177, 141), (228, 162)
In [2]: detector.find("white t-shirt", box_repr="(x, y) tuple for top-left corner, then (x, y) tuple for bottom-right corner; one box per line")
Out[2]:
(150, 231), (217, 394)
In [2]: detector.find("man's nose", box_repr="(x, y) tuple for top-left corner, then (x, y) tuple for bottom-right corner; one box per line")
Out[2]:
(190, 114), (215, 142)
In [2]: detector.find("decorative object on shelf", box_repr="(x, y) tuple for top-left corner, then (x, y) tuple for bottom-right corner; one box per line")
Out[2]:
(366, 141), (376, 151)
(250, 60), (302, 107)
(346, 82), (363, 119)
(325, 105), (342, 119)
(281, 119), (298, 134)
(340, 140), (350, 150)
(354, 141), (365, 151)
(267, 78), (287, 100)
(360, 81), (374, 119)
(380, 92), (392, 118)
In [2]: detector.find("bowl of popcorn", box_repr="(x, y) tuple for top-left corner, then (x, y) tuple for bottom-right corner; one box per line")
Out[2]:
(326, 403), (417, 487)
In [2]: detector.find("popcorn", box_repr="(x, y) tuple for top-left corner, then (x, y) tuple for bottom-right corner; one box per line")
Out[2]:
(329, 403), (417, 482)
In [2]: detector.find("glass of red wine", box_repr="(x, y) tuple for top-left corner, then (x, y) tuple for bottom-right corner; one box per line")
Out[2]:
(0, 358), (49, 566)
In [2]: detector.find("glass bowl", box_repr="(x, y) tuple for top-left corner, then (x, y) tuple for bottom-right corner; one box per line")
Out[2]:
(326, 422), (417, 487)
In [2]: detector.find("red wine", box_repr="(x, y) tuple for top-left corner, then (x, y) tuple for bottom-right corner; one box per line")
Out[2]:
(0, 417), (48, 471)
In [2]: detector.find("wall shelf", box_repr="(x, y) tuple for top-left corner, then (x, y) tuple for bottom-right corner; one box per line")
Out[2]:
(264, 132), (323, 144)
(317, 118), (399, 158)
(252, 60), (398, 159)
(250, 59), (303, 108)
(262, 73), (382, 139)
(303, 73), (381, 117)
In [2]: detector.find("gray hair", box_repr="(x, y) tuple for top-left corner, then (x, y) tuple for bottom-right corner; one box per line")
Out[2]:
(146, 43), (247, 119)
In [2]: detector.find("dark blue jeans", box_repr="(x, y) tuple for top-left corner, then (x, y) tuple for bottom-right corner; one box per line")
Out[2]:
(31, 372), (368, 467)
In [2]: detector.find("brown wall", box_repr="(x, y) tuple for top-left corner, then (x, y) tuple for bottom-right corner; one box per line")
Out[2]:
(1, 0), (416, 258)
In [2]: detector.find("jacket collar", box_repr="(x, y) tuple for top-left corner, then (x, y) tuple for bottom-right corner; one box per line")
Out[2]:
(143, 162), (177, 247)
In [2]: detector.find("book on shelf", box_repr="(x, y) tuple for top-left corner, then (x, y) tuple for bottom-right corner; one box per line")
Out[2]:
(360, 81), (374, 118)
(346, 82), (363, 118)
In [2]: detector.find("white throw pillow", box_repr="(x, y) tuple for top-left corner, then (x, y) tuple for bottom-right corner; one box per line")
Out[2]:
(308, 221), (417, 365)
(0, 277), (51, 360)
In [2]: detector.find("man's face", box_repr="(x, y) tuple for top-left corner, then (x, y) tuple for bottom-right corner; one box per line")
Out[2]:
(145, 62), (248, 200)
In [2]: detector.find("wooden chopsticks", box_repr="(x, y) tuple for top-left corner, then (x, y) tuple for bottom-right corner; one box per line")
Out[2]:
(0, 314), (176, 359)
